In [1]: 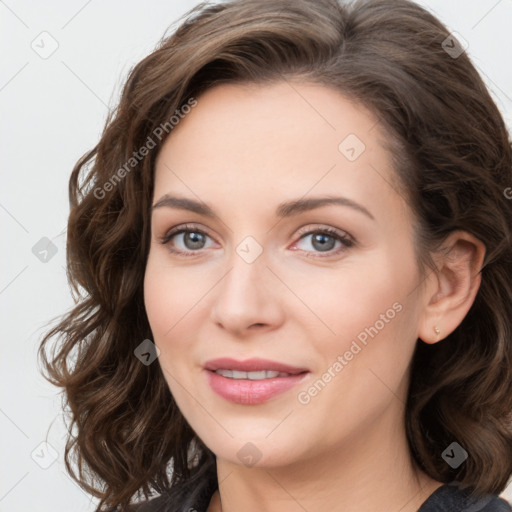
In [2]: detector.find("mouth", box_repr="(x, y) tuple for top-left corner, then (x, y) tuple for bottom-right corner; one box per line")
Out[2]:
(203, 358), (310, 405)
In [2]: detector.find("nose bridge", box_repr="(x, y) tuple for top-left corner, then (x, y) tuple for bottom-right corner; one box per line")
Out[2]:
(210, 236), (282, 332)
(218, 240), (269, 307)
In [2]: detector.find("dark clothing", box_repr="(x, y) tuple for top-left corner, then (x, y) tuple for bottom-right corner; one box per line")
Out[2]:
(126, 481), (512, 511)
(418, 482), (511, 511)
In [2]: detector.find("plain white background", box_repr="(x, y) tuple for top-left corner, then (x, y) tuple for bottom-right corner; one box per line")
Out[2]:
(1, 1), (511, 511)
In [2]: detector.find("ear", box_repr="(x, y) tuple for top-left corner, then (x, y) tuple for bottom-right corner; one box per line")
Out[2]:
(417, 230), (486, 344)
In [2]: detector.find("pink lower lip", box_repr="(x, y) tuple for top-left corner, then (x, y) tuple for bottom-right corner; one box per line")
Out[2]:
(205, 369), (309, 405)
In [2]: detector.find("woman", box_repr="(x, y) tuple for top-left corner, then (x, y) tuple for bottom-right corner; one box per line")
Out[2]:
(39, 0), (512, 511)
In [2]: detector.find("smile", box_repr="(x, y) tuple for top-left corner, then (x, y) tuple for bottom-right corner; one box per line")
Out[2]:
(205, 369), (310, 404)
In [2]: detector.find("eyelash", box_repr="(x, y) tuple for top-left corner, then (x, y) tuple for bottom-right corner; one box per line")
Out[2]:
(157, 223), (354, 259)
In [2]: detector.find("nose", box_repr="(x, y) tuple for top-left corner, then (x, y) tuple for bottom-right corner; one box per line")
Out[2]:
(209, 249), (285, 337)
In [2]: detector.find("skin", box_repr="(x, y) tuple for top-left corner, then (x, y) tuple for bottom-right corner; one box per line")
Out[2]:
(143, 81), (485, 512)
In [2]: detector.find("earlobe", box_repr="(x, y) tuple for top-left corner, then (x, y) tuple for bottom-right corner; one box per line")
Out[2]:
(417, 231), (486, 345)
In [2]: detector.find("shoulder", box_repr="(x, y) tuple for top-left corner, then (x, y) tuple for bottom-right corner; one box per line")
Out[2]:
(124, 491), (210, 512)
(418, 482), (512, 512)
(475, 496), (512, 512)
(123, 494), (172, 512)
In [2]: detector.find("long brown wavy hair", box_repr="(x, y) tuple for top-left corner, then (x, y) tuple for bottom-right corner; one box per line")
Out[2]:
(38, 0), (512, 510)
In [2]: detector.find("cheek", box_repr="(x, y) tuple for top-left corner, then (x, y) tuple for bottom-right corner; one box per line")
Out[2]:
(143, 255), (195, 393)
(302, 266), (397, 345)
(143, 254), (166, 336)
(143, 249), (199, 336)
(143, 249), (218, 368)
(309, 256), (417, 377)
(320, 297), (405, 379)
(143, 250), (183, 340)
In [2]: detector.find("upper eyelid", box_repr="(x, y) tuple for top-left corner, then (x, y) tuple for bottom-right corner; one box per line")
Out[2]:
(163, 223), (215, 240)
(295, 224), (352, 240)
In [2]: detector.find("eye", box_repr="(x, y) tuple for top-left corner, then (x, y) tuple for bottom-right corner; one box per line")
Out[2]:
(292, 226), (354, 258)
(158, 224), (215, 257)
(158, 223), (354, 259)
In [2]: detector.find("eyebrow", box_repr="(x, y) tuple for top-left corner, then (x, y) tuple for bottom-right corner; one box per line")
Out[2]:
(151, 194), (374, 220)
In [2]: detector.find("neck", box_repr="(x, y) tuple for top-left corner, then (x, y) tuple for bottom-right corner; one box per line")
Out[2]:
(207, 401), (442, 512)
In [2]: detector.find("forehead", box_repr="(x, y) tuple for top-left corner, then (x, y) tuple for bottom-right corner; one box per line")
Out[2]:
(156, 80), (384, 162)
(152, 81), (403, 221)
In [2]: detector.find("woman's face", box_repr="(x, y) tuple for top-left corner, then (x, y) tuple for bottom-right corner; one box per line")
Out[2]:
(144, 81), (427, 467)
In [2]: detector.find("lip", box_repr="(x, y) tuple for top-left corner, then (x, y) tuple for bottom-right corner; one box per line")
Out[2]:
(203, 357), (310, 405)
(203, 357), (309, 374)
(204, 369), (310, 405)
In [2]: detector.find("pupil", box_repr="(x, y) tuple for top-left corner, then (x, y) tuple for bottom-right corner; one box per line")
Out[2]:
(185, 232), (204, 249)
(313, 233), (335, 252)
